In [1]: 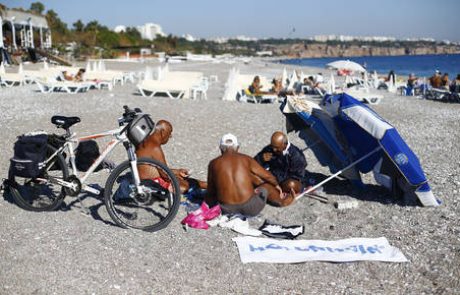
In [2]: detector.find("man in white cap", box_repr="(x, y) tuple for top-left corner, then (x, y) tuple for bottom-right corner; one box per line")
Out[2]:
(206, 134), (293, 217)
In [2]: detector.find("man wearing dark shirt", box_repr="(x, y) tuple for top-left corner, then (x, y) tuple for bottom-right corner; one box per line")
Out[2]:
(255, 131), (307, 197)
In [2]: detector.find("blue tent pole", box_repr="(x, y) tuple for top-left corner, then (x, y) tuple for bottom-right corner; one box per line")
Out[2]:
(296, 146), (383, 201)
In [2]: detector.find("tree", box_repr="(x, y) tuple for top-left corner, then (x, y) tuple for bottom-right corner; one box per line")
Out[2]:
(73, 20), (84, 32)
(46, 9), (69, 42)
(84, 20), (107, 32)
(30, 2), (45, 14)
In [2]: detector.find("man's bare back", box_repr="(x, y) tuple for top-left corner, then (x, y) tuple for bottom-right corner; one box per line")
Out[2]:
(206, 134), (294, 214)
(207, 152), (278, 205)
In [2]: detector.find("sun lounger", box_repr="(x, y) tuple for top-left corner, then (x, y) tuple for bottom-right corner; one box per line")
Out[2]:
(237, 89), (278, 104)
(137, 71), (204, 99)
(0, 73), (26, 87)
(344, 88), (383, 105)
(424, 88), (460, 103)
(85, 71), (124, 86)
(35, 79), (91, 94)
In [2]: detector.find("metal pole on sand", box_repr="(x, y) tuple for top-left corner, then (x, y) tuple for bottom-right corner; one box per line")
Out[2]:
(296, 146), (383, 201)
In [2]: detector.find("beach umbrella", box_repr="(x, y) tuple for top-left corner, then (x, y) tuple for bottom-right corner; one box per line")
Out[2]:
(372, 71), (379, 88)
(281, 97), (363, 186)
(287, 70), (298, 90)
(144, 66), (153, 80)
(320, 93), (440, 206)
(388, 74), (396, 93)
(18, 63), (23, 74)
(326, 73), (336, 94)
(222, 67), (239, 101)
(282, 68), (288, 87)
(327, 60), (366, 73)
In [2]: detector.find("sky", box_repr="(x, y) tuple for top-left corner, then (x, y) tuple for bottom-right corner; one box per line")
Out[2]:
(3, 0), (460, 41)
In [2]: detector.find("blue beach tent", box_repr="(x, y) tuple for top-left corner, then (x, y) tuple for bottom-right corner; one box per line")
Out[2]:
(321, 93), (440, 206)
(282, 95), (440, 206)
(281, 99), (363, 187)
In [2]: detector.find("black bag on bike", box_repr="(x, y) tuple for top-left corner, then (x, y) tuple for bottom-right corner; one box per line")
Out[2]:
(10, 133), (48, 178)
(47, 134), (67, 170)
(75, 140), (102, 172)
(127, 114), (155, 147)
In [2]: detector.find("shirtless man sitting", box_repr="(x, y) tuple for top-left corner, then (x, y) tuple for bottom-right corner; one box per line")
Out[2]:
(206, 134), (294, 217)
(136, 119), (206, 193)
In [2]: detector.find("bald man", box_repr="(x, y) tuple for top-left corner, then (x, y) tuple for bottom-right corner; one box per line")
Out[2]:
(206, 134), (294, 217)
(254, 131), (307, 197)
(136, 119), (206, 193)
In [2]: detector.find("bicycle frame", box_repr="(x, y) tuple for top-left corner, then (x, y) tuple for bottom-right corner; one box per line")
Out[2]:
(44, 126), (142, 196)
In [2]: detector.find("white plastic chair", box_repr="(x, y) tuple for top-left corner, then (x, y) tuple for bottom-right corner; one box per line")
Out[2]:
(191, 77), (209, 100)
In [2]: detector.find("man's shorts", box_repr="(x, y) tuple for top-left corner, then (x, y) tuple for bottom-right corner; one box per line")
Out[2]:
(220, 187), (268, 217)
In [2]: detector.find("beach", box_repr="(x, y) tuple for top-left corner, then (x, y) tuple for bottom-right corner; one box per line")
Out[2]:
(0, 59), (459, 294)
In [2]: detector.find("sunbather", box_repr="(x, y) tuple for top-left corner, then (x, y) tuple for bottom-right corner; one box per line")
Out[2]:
(247, 76), (272, 96)
(254, 131), (307, 197)
(74, 68), (86, 82)
(136, 120), (207, 193)
(441, 73), (450, 90)
(206, 134), (293, 217)
(61, 71), (74, 81)
(450, 74), (460, 93)
(271, 78), (293, 97)
(429, 70), (442, 89)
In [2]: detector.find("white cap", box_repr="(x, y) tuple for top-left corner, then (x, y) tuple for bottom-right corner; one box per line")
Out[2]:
(220, 133), (238, 148)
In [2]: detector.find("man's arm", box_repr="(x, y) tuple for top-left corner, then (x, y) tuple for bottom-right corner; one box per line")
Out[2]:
(249, 157), (278, 187)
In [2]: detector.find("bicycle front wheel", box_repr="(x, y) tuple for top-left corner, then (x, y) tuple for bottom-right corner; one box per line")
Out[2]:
(104, 158), (180, 232)
(8, 144), (69, 211)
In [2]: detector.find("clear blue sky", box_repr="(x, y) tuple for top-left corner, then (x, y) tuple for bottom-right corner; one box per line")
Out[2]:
(4, 0), (460, 41)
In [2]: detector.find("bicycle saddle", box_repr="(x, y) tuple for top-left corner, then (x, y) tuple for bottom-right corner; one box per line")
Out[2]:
(51, 116), (81, 129)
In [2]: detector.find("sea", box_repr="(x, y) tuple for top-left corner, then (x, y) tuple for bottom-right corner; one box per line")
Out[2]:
(281, 54), (460, 78)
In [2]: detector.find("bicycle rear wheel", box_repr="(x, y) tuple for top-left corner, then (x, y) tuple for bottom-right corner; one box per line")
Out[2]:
(8, 144), (69, 211)
(104, 158), (180, 232)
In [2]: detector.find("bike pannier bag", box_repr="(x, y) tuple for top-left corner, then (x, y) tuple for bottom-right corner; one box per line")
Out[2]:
(47, 134), (66, 170)
(127, 114), (155, 146)
(10, 133), (48, 178)
(75, 140), (101, 172)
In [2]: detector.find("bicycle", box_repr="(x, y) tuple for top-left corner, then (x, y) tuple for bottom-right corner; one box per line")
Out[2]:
(7, 106), (181, 232)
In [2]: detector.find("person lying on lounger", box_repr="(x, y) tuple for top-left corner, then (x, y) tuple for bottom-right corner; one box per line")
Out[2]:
(206, 134), (293, 217)
(271, 78), (294, 97)
(254, 131), (307, 197)
(61, 71), (74, 81)
(136, 120), (207, 193)
(247, 75), (273, 96)
(74, 68), (86, 82)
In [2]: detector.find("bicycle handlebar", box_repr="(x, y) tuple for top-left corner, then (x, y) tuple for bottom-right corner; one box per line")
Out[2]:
(118, 105), (143, 127)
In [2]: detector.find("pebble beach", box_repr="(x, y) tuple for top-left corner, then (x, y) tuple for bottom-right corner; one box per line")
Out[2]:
(0, 59), (459, 294)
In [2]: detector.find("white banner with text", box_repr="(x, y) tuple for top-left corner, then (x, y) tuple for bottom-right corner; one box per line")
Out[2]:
(233, 236), (408, 264)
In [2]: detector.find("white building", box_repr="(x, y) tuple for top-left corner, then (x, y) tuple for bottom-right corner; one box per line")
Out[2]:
(136, 23), (165, 41)
(182, 34), (196, 42)
(114, 25), (127, 33)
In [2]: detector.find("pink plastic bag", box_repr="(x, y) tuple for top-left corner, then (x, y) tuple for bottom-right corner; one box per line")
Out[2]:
(181, 202), (221, 230)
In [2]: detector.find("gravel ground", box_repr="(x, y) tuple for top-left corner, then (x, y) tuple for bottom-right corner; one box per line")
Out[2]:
(0, 60), (459, 294)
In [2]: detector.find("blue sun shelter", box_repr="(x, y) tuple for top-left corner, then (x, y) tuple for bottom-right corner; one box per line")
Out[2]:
(281, 98), (363, 188)
(321, 93), (440, 206)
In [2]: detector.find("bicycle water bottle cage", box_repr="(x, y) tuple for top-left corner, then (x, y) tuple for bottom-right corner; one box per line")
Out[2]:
(51, 116), (81, 129)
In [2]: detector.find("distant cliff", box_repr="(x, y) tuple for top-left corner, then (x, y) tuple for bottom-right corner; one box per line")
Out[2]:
(273, 43), (460, 58)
